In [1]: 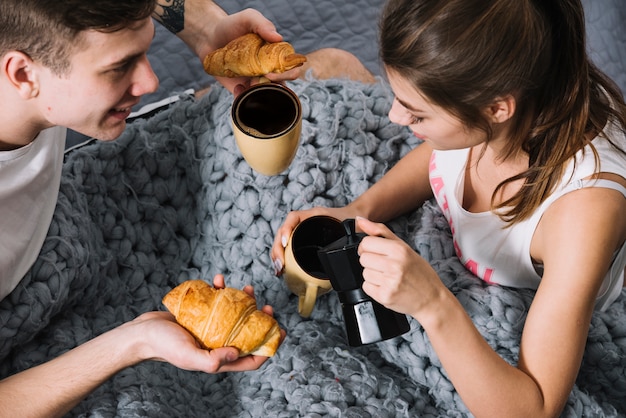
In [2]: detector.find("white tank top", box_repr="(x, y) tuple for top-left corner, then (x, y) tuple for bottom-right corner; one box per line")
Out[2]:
(0, 126), (66, 300)
(429, 124), (626, 311)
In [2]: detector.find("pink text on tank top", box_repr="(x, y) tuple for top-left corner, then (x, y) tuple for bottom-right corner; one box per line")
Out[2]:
(429, 153), (495, 283)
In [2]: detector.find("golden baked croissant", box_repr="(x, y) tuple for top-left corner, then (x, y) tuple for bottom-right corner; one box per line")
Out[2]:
(203, 33), (307, 77)
(162, 280), (281, 357)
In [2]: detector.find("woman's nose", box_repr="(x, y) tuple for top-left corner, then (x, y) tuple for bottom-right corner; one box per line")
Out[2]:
(388, 98), (409, 126)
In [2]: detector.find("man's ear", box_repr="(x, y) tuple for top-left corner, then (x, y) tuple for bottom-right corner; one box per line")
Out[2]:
(2, 51), (40, 99)
(485, 95), (516, 124)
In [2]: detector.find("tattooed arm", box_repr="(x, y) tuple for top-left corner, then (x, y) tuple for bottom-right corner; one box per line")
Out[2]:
(152, 0), (298, 91)
(153, 0), (188, 33)
(152, 0), (281, 60)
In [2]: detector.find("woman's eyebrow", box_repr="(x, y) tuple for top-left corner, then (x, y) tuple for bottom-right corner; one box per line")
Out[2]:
(396, 97), (425, 113)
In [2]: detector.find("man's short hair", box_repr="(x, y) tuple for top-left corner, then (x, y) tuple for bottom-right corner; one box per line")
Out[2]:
(0, 0), (155, 75)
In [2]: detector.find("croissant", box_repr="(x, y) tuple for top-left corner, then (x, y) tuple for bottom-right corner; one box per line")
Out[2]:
(162, 280), (281, 357)
(203, 33), (307, 77)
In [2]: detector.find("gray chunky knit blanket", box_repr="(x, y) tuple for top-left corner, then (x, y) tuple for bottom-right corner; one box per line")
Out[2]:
(1, 79), (624, 417)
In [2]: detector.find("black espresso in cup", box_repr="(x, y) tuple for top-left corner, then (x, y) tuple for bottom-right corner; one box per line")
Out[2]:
(231, 82), (303, 175)
(291, 216), (347, 278)
(317, 219), (411, 346)
(233, 85), (299, 137)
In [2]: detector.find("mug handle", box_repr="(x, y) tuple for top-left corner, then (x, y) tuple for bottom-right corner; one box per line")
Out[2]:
(298, 283), (318, 318)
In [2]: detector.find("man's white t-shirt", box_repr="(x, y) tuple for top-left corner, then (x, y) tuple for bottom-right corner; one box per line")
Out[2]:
(0, 126), (66, 300)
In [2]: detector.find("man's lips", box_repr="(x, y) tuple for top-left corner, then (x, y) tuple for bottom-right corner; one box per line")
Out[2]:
(108, 104), (136, 120)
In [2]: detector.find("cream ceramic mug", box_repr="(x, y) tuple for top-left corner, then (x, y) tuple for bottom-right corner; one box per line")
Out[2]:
(283, 215), (346, 317)
(231, 81), (302, 176)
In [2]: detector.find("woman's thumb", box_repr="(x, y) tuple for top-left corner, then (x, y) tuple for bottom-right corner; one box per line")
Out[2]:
(355, 216), (395, 239)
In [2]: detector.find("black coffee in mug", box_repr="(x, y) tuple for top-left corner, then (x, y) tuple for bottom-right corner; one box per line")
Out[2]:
(231, 82), (302, 175)
(291, 217), (346, 278)
(233, 84), (300, 138)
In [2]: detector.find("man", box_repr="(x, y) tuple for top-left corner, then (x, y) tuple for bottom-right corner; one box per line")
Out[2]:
(0, 1), (290, 416)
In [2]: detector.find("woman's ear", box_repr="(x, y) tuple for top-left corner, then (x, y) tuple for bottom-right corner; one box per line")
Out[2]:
(2, 51), (40, 99)
(485, 95), (516, 124)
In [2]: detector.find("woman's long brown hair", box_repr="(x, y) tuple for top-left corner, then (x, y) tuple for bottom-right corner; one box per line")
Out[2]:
(380, 0), (626, 224)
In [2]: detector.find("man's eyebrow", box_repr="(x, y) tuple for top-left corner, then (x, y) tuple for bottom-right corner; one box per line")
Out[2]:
(103, 26), (155, 70)
(103, 52), (143, 69)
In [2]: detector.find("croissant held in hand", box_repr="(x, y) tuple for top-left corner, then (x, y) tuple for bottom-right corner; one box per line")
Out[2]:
(162, 280), (281, 357)
(203, 33), (307, 77)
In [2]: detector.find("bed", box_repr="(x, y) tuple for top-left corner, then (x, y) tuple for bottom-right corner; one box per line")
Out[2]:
(3, 0), (626, 417)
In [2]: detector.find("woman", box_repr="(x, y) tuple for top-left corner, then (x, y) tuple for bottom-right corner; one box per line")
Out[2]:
(271, 0), (626, 416)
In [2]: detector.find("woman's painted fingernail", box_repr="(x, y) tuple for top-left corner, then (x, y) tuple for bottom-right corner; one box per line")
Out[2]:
(281, 235), (288, 248)
(273, 258), (283, 275)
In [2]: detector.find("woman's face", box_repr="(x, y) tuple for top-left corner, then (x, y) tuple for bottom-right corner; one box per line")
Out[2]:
(386, 69), (488, 151)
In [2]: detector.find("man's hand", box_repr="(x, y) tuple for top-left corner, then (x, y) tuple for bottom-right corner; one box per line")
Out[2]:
(138, 274), (286, 373)
(153, 1), (300, 92)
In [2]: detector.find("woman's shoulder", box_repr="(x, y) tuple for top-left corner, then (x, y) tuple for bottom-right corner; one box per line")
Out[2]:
(568, 121), (626, 179)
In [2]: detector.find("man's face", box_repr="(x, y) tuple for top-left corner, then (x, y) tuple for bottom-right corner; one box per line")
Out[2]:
(35, 18), (159, 141)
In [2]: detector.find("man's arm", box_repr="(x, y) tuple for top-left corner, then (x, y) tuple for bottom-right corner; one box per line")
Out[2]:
(153, 0), (228, 56)
(152, 0), (280, 59)
(153, 0), (189, 34)
(152, 0), (300, 92)
(0, 276), (281, 418)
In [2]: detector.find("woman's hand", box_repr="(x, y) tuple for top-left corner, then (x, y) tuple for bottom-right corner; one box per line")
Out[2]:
(356, 217), (443, 319)
(270, 207), (356, 276)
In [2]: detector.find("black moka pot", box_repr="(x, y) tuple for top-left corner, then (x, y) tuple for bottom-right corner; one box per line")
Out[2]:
(317, 219), (410, 346)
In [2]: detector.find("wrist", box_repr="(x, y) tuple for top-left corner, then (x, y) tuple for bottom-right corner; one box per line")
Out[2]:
(413, 286), (462, 332)
(154, 0), (227, 57)
(111, 318), (154, 366)
(347, 198), (377, 222)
